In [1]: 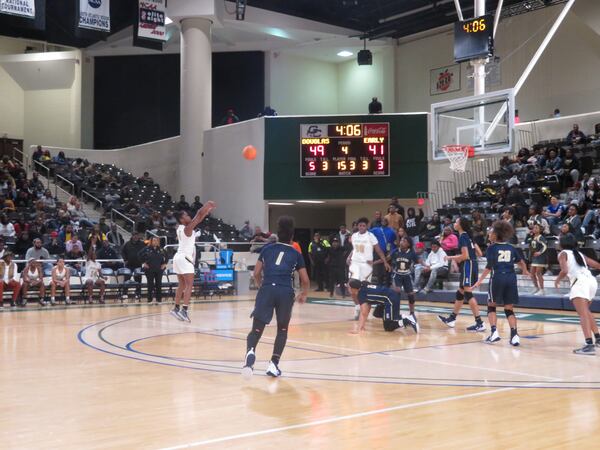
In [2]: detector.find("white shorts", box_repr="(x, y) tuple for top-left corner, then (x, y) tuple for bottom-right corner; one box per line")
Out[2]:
(570, 275), (598, 301)
(173, 253), (195, 275)
(349, 261), (373, 282)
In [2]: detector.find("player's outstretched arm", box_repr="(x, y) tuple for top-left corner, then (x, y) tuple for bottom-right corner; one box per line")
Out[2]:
(296, 267), (309, 304)
(184, 200), (217, 236)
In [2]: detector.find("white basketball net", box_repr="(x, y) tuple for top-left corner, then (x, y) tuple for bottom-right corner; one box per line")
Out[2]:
(442, 145), (471, 173)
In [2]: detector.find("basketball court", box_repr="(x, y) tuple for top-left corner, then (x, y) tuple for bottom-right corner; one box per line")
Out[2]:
(2, 298), (600, 449)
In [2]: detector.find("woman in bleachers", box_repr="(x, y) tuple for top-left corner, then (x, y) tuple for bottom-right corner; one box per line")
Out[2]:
(0, 253), (20, 308)
(41, 190), (56, 210)
(21, 259), (47, 306)
(563, 204), (584, 242)
(471, 210), (487, 248)
(562, 148), (580, 187)
(439, 226), (459, 256)
(0, 214), (16, 239)
(50, 258), (71, 305)
(83, 251), (105, 304)
(543, 196), (565, 229)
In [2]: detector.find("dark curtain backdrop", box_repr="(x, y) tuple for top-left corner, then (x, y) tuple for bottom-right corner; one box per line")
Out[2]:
(94, 51), (265, 149)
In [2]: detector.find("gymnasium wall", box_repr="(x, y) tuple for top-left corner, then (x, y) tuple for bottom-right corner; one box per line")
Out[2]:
(0, 36), (81, 151)
(263, 114), (428, 200)
(395, 4), (600, 122)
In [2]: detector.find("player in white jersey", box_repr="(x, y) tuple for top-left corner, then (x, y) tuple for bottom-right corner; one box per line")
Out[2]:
(348, 217), (390, 320)
(170, 200), (216, 322)
(555, 233), (600, 355)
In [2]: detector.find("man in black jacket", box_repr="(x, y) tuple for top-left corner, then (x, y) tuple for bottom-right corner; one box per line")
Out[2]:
(326, 238), (347, 298)
(97, 239), (120, 270)
(121, 232), (145, 299)
(139, 237), (167, 303)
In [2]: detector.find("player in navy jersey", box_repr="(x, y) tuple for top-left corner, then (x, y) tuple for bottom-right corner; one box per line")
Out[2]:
(348, 279), (418, 334)
(474, 221), (529, 346)
(389, 236), (420, 331)
(242, 216), (310, 378)
(438, 217), (485, 332)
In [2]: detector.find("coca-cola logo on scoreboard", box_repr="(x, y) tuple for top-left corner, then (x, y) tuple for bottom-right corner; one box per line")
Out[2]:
(364, 124), (388, 137)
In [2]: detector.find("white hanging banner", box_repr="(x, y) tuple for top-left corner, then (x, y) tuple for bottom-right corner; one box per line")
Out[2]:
(138, 0), (167, 41)
(79, 0), (110, 32)
(0, 0), (35, 18)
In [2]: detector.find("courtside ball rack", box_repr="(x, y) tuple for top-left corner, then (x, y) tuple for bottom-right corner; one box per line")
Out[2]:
(442, 144), (474, 173)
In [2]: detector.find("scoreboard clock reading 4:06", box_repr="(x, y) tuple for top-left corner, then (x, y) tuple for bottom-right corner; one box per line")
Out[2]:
(300, 123), (390, 178)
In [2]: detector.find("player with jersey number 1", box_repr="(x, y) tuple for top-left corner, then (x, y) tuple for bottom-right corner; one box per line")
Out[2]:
(347, 217), (390, 320)
(473, 221), (529, 346)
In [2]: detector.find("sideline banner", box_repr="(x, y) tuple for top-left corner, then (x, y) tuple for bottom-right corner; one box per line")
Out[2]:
(0, 0), (35, 18)
(138, 0), (167, 41)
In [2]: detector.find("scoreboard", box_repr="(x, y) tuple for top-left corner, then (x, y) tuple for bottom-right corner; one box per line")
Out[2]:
(300, 122), (390, 178)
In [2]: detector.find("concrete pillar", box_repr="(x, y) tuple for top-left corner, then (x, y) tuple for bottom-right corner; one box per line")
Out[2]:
(179, 17), (212, 199)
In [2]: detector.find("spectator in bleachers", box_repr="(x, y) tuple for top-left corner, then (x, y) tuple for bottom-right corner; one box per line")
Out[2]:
(41, 150), (51, 163)
(384, 204), (403, 232)
(96, 239), (120, 270)
(83, 251), (105, 304)
(121, 232), (145, 299)
(417, 240), (448, 293)
(562, 148), (580, 186)
(25, 238), (51, 270)
(32, 145), (44, 162)
(14, 188), (32, 208)
(240, 220), (253, 240)
(439, 226), (458, 255)
(250, 226), (270, 253)
(147, 211), (164, 233)
(106, 223), (125, 248)
(88, 224), (107, 243)
(98, 217), (109, 235)
(544, 149), (563, 174)
(0, 239), (5, 258)
(139, 237), (167, 304)
(219, 108), (239, 125)
(0, 194), (15, 212)
(397, 226), (408, 242)
(471, 210), (487, 248)
(50, 258), (71, 305)
(191, 196), (203, 214)
(368, 97), (382, 114)
(139, 171), (154, 185)
(40, 189), (56, 210)
(14, 231), (32, 256)
(45, 231), (65, 256)
(527, 205), (550, 235)
(175, 195), (190, 211)
(516, 148), (530, 166)
(543, 196), (564, 227)
(58, 223), (74, 244)
(66, 234), (84, 254)
(163, 210), (178, 231)
(21, 259), (47, 306)
(309, 232), (330, 291)
(405, 208), (424, 243)
(566, 124), (586, 145)
(422, 214), (442, 241)
(52, 151), (67, 165)
(370, 218), (396, 285)
(563, 204), (583, 241)
(413, 242), (427, 285)
(389, 197), (405, 218)
(0, 215), (15, 238)
(326, 237), (347, 298)
(0, 253), (20, 308)
(372, 211), (383, 228)
(65, 245), (84, 273)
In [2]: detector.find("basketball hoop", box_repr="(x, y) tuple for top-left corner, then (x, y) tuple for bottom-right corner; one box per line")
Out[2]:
(442, 145), (474, 173)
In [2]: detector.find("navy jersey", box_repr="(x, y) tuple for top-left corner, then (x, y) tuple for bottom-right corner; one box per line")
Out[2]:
(459, 232), (477, 262)
(259, 243), (305, 288)
(390, 248), (419, 275)
(485, 243), (522, 274)
(357, 284), (398, 303)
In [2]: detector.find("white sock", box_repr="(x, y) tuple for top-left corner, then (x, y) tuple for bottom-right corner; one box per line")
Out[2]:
(66, 297), (70, 300)
(354, 304), (360, 311)
(51, 297), (55, 301)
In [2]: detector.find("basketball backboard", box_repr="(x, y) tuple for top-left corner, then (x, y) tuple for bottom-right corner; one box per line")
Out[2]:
(431, 89), (515, 160)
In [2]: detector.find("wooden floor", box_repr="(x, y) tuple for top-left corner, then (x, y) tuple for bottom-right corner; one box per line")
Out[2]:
(2, 295), (600, 449)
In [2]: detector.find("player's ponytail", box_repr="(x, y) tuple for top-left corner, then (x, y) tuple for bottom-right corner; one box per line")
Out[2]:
(559, 233), (586, 267)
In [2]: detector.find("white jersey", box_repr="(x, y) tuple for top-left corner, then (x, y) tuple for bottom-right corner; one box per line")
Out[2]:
(561, 249), (593, 283)
(176, 225), (196, 260)
(351, 231), (379, 264)
(54, 267), (67, 281)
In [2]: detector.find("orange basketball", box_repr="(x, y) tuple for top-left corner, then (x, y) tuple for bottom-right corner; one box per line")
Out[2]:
(242, 145), (257, 160)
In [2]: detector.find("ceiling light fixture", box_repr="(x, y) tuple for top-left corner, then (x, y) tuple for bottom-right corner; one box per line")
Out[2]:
(268, 202), (294, 206)
(337, 50), (353, 57)
(297, 200), (325, 204)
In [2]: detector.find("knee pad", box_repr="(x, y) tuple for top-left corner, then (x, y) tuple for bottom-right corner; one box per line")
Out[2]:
(456, 290), (465, 301)
(464, 291), (474, 301)
(487, 305), (497, 314)
(373, 304), (384, 318)
(504, 309), (515, 319)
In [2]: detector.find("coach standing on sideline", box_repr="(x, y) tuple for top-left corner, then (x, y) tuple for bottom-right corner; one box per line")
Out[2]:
(139, 237), (167, 304)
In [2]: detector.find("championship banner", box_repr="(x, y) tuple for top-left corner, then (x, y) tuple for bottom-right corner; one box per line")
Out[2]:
(138, 0), (167, 41)
(79, 0), (110, 32)
(0, 0), (35, 18)
(430, 64), (461, 96)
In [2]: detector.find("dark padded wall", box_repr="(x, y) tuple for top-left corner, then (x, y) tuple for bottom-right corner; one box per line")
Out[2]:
(264, 114), (428, 200)
(94, 52), (265, 149)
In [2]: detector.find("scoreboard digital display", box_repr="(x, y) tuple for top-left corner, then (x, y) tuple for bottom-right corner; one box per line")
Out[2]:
(300, 123), (390, 178)
(454, 15), (494, 63)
